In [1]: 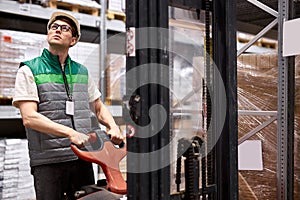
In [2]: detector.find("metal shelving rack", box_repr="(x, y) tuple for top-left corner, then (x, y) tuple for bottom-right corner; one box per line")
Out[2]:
(0, 0), (125, 34)
(237, 0), (295, 199)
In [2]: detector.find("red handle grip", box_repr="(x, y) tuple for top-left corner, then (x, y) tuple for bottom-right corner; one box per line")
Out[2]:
(71, 136), (127, 194)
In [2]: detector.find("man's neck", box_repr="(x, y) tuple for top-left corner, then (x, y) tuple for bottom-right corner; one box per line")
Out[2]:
(48, 46), (69, 64)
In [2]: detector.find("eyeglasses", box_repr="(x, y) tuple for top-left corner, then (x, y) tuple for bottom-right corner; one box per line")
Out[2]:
(50, 23), (72, 33)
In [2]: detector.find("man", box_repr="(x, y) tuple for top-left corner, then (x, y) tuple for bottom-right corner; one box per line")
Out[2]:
(12, 11), (124, 199)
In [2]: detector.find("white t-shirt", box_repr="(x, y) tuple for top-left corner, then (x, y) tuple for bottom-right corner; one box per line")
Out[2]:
(12, 65), (101, 108)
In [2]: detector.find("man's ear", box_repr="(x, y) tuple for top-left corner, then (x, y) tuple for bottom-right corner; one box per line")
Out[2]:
(70, 37), (77, 47)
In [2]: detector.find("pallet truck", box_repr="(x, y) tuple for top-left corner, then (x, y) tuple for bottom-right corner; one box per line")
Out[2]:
(70, 130), (127, 200)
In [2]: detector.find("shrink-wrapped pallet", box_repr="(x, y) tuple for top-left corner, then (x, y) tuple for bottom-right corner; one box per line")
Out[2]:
(0, 30), (45, 99)
(237, 53), (299, 200)
(105, 54), (126, 104)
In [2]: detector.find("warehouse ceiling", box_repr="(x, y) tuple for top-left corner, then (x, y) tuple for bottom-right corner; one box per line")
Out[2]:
(236, 0), (300, 39)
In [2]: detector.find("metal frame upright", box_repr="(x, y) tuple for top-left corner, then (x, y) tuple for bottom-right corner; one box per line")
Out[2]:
(213, 0), (238, 199)
(277, 1), (295, 199)
(100, 0), (108, 101)
(125, 0), (170, 199)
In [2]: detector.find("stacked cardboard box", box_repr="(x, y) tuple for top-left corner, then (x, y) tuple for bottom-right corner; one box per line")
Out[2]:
(0, 30), (45, 98)
(0, 139), (35, 200)
(237, 53), (299, 199)
(105, 54), (126, 104)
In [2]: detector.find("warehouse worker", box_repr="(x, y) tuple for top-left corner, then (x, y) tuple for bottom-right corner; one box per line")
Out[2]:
(12, 11), (124, 200)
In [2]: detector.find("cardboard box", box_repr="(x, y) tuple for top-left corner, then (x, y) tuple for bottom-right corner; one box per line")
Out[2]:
(105, 54), (126, 104)
(238, 53), (299, 199)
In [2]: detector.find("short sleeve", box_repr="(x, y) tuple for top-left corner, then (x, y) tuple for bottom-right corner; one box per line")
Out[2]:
(12, 65), (39, 108)
(88, 73), (101, 102)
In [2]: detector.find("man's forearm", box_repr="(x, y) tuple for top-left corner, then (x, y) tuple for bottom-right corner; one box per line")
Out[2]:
(96, 105), (118, 130)
(19, 101), (82, 142)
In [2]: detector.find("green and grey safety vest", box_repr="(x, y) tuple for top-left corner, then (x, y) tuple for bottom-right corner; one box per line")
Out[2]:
(21, 48), (92, 167)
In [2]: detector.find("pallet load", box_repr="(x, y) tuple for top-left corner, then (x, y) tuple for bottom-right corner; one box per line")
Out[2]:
(237, 53), (300, 199)
(17, 0), (101, 16)
(0, 139), (35, 200)
(48, 0), (101, 16)
(107, 0), (125, 21)
(105, 54), (125, 105)
(0, 30), (46, 105)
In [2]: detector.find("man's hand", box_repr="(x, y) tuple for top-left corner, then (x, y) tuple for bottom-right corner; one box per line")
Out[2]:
(107, 126), (124, 145)
(69, 132), (90, 147)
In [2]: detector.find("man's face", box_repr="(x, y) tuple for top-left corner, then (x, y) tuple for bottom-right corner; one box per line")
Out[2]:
(47, 20), (77, 48)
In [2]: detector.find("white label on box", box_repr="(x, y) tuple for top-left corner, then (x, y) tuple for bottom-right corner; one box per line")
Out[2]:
(238, 140), (263, 170)
(283, 18), (300, 56)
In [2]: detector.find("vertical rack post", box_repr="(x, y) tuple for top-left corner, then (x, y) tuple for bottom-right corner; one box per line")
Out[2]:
(277, 0), (295, 199)
(100, 0), (107, 102)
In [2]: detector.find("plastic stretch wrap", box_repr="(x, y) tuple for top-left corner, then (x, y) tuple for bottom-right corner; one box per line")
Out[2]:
(0, 30), (45, 98)
(105, 54), (126, 104)
(237, 53), (299, 200)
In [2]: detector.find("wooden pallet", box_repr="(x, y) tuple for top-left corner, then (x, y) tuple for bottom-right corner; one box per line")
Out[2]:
(237, 36), (278, 49)
(105, 98), (123, 106)
(0, 96), (13, 105)
(49, 0), (99, 16)
(106, 10), (126, 22)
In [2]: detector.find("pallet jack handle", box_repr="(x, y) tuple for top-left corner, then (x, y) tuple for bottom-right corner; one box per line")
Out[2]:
(71, 132), (127, 195)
